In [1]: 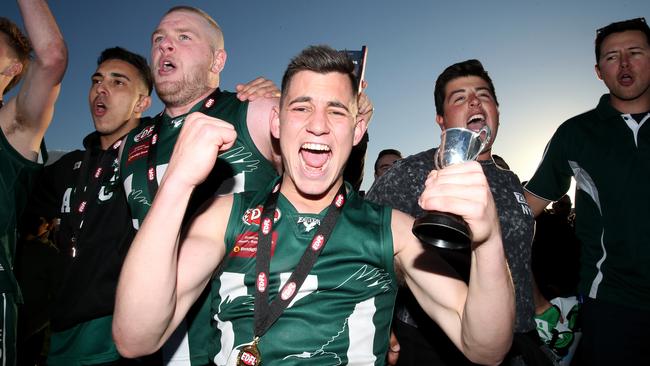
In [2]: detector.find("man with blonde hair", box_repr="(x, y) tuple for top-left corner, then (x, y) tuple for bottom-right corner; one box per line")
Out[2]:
(118, 6), (373, 366)
(0, 1), (67, 364)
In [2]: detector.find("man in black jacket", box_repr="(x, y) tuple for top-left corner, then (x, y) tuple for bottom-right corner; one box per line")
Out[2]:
(28, 47), (153, 365)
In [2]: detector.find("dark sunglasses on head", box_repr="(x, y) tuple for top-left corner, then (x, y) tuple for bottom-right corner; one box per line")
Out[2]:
(597, 17), (647, 35)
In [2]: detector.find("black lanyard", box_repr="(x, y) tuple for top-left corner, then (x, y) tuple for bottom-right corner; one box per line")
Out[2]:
(145, 88), (222, 198)
(253, 180), (347, 339)
(69, 138), (122, 257)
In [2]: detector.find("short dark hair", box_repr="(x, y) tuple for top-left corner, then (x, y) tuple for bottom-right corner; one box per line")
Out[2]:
(374, 149), (402, 172)
(97, 47), (153, 95)
(0, 17), (32, 94)
(595, 17), (650, 62)
(280, 45), (358, 107)
(434, 59), (498, 117)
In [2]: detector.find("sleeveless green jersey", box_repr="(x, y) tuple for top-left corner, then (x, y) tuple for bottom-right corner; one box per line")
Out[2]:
(47, 316), (119, 366)
(121, 89), (278, 228)
(120, 90), (278, 365)
(211, 182), (397, 365)
(0, 129), (42, 298)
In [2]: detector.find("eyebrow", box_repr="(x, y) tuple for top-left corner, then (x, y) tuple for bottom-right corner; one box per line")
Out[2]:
(152, 27), (199, 39)
(448, 86), (491, 99)
(328, 100), (350, 112)
(91, 72), (131, 81)
(176, 28), (198, 36)
(288, 96), (350, 112)
(111, 72), (131, 81)
(288, 96), (312, 105)
(602, 45), (648, 56)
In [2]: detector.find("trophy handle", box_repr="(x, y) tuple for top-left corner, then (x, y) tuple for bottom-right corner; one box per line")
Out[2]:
(433, 148), (442, 169)
(477, 125), (491, 155)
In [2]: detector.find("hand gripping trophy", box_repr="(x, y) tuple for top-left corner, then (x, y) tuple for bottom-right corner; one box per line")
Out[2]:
(412, 125), (491, 249)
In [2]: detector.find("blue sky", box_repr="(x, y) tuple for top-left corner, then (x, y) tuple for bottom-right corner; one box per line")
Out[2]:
(5, 0), (648, 191)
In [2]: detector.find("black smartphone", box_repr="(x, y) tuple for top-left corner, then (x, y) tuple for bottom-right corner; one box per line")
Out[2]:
(343, 46), (367, 94)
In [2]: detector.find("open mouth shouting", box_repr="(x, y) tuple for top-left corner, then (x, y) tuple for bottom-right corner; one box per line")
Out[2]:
(158, 58), (176, 76)
(93, 98), (107, 117)
(466, 113), (486, 131)
(618, 71), (634, 87)
(300, 142), (331, 175)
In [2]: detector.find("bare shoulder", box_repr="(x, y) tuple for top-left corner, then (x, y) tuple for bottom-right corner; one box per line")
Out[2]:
(246, 96), (280, 162)
(248, 95), (280, 112)
(247, 96), (279, 127)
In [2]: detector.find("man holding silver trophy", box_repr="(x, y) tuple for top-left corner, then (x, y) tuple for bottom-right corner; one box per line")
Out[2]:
(113, 46), (515, 366)
(412, 123), (492, 249)
(366, 59), (552, 365)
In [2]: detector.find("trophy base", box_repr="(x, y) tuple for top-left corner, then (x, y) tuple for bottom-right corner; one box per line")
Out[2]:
(412, 211), (471, 250)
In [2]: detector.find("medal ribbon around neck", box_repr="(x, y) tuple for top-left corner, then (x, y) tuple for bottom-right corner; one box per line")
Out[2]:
(145, 88), (222, 198)
(242, 180), (347, 364)
(69, 137), (122, 258)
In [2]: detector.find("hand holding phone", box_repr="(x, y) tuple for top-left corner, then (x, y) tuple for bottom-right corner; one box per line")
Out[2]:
(343, 46), (367, 94)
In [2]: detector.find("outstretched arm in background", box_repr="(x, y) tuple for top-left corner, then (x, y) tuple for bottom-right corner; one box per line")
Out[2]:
(0, 0), (67, 160)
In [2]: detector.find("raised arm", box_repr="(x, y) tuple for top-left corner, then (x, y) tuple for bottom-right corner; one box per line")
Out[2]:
(113, 112), (236, 357)
(393, 161), (514, 365)
(343, 87), (373, 190)
(1, 0), (67, 160)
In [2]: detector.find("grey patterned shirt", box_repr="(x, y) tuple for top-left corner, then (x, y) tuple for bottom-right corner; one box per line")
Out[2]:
(366, 148), (536, 332)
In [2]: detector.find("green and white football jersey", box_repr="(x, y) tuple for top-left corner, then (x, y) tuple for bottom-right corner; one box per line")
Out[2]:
(211, 183), (398, 365)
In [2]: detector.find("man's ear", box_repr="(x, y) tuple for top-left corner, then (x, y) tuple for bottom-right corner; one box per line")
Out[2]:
(595, 63), (603, 80)
(134, 95), (152, 114)
(353, 115), (368, 146)
(211, 48), (227, 74)
(435, 114), (446, 131)
(270, 105), (280, 140)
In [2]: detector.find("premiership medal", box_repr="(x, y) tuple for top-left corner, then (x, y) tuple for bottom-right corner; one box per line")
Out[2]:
(238, 180), (345, 366)
(237, 337), (261, 366)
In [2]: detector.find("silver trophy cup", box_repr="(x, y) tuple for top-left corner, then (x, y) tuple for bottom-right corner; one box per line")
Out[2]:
(412, 125), (491, 249)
